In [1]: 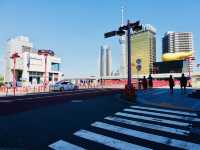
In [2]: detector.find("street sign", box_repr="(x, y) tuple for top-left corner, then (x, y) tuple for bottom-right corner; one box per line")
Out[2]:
(136, 58), (141, 65)
(136, 64), (142, 71)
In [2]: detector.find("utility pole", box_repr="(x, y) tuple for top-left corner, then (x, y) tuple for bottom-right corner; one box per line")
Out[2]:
(104, 20), (142, 100)
(38, 50), (54, 91)
(10, 52), (20, 96)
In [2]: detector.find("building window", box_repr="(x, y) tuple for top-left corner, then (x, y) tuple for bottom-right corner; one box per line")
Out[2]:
(51, 63), (60, 71)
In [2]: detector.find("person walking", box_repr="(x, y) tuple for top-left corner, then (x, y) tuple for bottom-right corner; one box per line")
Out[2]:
(169, 75), (175, 94)
(148, 74), (153, 88)
(180, 73), (187, 94)
(142, 76), (147, 90)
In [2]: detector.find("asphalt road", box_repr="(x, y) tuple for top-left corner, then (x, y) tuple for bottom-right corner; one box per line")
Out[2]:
(0, 89), (200, 150)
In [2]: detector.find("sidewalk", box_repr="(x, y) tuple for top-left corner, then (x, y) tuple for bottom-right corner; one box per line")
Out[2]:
(136, 88), (200, 112)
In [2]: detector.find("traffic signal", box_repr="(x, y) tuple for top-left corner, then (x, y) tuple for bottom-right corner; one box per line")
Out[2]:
(116, 29), (125, 36)
(104, 31), (117, 38)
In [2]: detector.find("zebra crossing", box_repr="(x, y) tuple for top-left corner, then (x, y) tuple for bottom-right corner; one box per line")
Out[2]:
(48, 105), (200, 150)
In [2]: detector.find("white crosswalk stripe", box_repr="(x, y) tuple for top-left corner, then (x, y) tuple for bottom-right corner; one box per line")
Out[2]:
(116, 112), (190, 127)
(48, 140), (86, 150)
(74, 130), (151, 150)
(49, 105), (200, 150)
(105, 116), (190, 135)
(91, 122), (200, 150)
(130, 105), (198, 117)
(124, 108), (200, 122)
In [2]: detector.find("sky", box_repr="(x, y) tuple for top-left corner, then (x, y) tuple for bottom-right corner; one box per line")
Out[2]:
(0, 0), (200, 77)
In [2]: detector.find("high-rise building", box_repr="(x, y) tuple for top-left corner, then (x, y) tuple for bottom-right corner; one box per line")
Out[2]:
(119, 7), (127, 77)
(99, 45), (112, 77)
(162, 32), (194, 73)
(100, 46), (106, 77)
(106, 46), (112, 76)
(162, 32), (193, 54)
(4, 36), (62, 85)
(131, 24), (156, 75)
(119, 35), (127, 77)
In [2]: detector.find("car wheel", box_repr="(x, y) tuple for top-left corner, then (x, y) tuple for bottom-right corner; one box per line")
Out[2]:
(60, 87), (64, 92)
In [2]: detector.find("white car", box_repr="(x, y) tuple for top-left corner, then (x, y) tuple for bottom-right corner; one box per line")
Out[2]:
(50, 81), (78, 91)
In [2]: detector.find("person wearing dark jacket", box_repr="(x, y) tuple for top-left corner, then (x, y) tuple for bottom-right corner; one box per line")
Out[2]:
(180, 73), (187, 94)
(148, 74), (153, 88)
(142, 76), (147, 90)
(169, 75), (175, 94)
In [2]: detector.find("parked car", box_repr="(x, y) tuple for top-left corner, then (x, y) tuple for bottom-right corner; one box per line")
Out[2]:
(50, 81), (78, 91)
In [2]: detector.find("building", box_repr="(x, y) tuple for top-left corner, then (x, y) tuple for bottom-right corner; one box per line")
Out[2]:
(100, 46), (106, 77)
(4, 36), (62, 86)
(162, 32), (193, 54)
(153, 60), (188, 74)
(99, 45), (112, 77)
(162, 32), (194, 73)
(119, 35), (127, 77)
(106, 46), (112, 76)
(131, 24), (156, 75)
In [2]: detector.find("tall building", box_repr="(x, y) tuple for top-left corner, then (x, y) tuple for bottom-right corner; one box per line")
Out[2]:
(100, 46), (106, 77)
(131, 24), (156, 75)
(106, 46), (112, 76)
(162, 32), (193, 54)
(119, 35), (127, 77)
(162, 32), (194, 73)
(119, 7), (127, 77)
(99, 45), (112, 77)
(4, 36), (62, 85)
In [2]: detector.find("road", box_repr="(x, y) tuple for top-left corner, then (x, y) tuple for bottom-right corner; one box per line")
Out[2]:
(0, 89), (199, 150)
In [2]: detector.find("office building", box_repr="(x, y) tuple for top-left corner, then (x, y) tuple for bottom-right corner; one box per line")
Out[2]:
(131, 24), (156, 75)
(4, 36), (62, 85)
(99, 45), (112, 77)
(162, 32), (193, 54)
(162, 32), (194, 73)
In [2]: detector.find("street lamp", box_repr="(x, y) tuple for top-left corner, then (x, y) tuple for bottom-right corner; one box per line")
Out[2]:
(38, 50), (54, 91)
(10, 52), (20, 96)
(104, 20), (142, 100)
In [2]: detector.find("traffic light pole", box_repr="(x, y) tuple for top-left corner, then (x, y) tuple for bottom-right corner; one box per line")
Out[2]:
(127, 20), (132, 89)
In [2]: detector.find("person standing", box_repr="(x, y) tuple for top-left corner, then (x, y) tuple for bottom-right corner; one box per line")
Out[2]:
(169, 75), (175, 94)
(180, 73), (187, 94)
(142, 76), (147, 90)
(148, 74), (153, 88)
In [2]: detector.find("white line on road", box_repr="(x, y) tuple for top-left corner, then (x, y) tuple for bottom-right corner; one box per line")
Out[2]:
(48, 140), (86, 150)
(105, 116), (190, 135)
(130, 106), (198, 117)
(115, 112), (190, 127)
(124, 108), (200, 122)
(74, 129), (151, 150)
(92, 122), (200, 150)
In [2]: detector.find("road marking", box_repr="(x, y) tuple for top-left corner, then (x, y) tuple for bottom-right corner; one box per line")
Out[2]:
(48, 140), (86, 150)
(105, 116), (190, 135)
(74, 129), (151, 150)
(115, 112), (190, 127)
(92, 122), (200, 150)
(72, 100), (83, 103)
(124, 108), (200, 122)
(130, 105), (198, 117)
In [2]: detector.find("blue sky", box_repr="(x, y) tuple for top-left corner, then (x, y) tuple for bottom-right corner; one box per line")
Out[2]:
(0, 0), (200, 77)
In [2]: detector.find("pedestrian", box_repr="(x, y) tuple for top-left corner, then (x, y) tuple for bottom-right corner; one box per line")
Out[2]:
(142, 76), (147, 90)
(169, 75), (175, 94)
(180, 73), (187, 94)
(148, 74), (153, 88)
